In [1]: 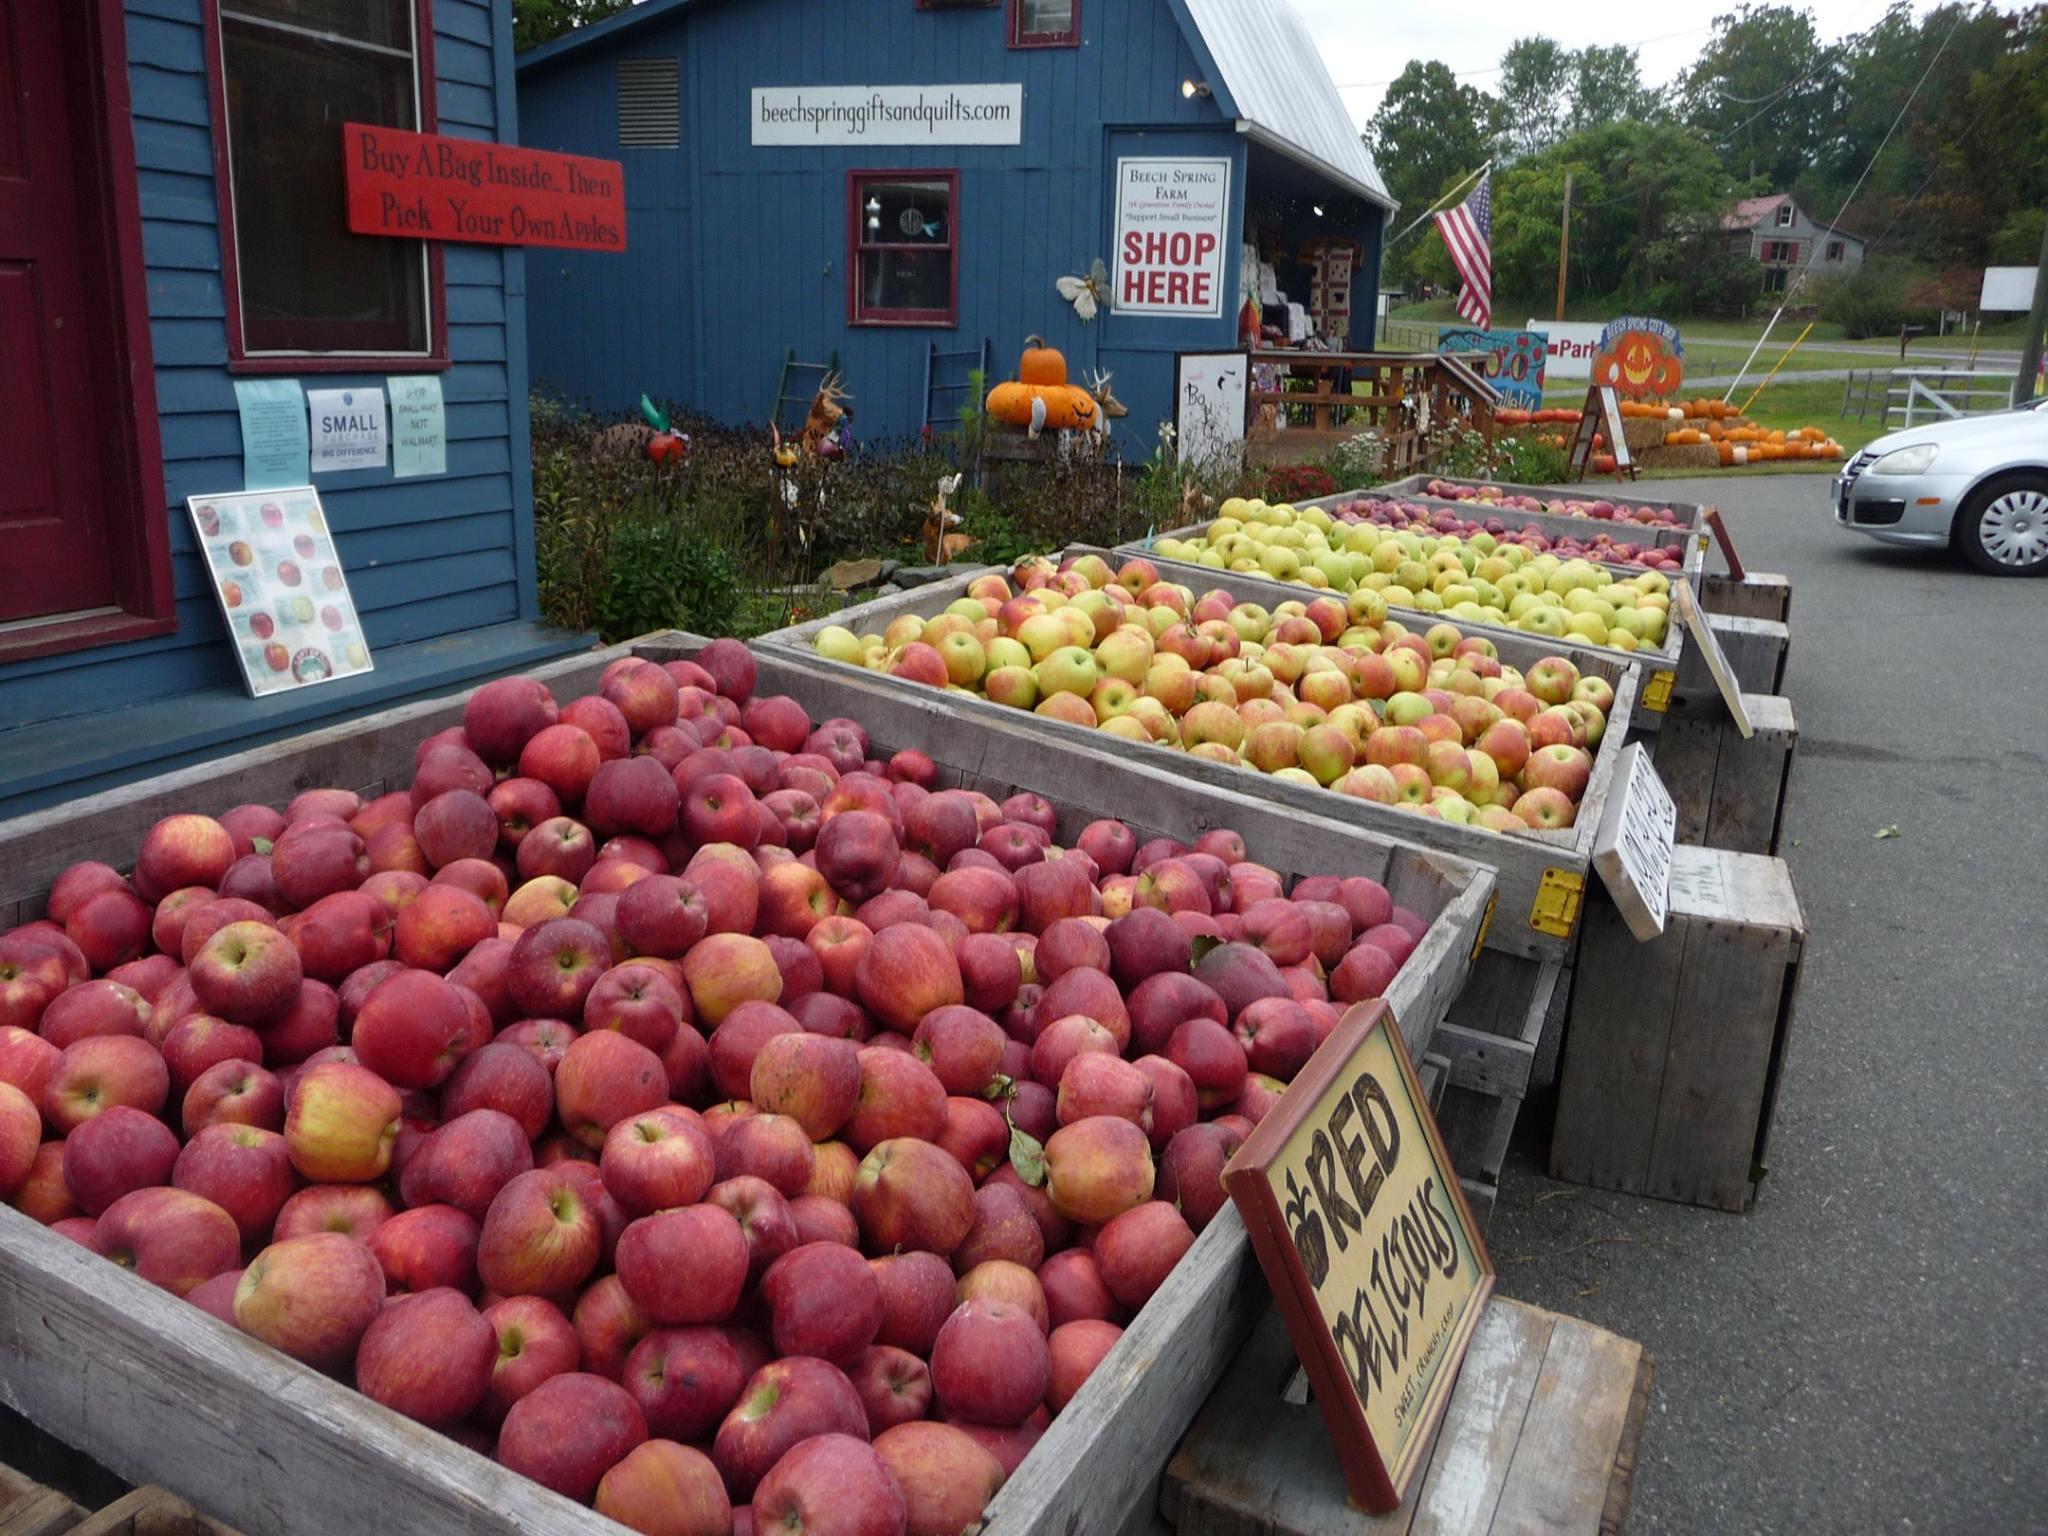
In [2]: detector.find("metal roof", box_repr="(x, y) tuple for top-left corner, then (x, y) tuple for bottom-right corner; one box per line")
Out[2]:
(1174, 0), (1394, 209)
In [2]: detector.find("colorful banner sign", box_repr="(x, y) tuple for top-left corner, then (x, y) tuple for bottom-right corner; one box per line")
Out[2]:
(188, 489), (372, 698)
(344, 124), (625, 251)
(1436, 326), (1548, 408)
(1592, 316), (1685, 399)
(1113, 157), (1232, 318)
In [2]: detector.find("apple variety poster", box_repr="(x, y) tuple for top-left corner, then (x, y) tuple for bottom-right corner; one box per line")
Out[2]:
(187, 488), (374, 698)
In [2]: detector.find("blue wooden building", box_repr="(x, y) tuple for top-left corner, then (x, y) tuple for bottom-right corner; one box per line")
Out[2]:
(0, 0), (582, 819)
(516, 0), (1391, 447)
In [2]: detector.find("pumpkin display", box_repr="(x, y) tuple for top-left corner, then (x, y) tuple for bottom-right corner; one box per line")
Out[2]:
(986, 335), (1100, 432)
(1591, 317), (1685, 400)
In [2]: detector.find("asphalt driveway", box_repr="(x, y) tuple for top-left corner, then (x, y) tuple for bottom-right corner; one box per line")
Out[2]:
(1490, 475), (2048, 1533)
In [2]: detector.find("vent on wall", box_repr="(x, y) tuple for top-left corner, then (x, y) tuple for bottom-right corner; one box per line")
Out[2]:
(617, 58), (680, 148)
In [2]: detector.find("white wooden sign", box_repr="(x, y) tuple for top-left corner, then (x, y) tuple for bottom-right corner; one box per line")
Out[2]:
(1174, 351), (1248, 475)
(1527, 318), (1605, 378)
(1674, 580), (1754, 738)
(750, 85), (1022, 146)
(1591, 742), (1677, 940)
(1112, 157), (1231, 317)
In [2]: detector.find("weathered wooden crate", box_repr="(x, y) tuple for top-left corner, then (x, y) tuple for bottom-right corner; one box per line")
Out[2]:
(767, 572), (1636, 960)
(1433, 952), (1571, 1227)
(1673, 613), (1789, 703)
(1649, 691), (1797, 855)
(0, 631), (1495, 1536)
(1550, 846), (1807, 1212)
(1699, 571), (1791, 626)
(1160, 1301), (1652, 1536)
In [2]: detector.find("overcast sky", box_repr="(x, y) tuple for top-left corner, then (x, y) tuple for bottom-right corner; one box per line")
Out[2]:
(1295, 0), (1993, 127)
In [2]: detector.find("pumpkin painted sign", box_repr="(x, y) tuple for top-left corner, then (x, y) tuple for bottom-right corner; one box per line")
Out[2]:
(1592, 317), (1684, 399)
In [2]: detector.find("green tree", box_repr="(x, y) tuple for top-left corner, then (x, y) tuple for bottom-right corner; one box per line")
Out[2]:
(1682, 6), (1839, 185)
(513, 0), (631, 52)
(1498, 38), (1571, 160)
(1367, 62), (1504, 287)
(1568, 45), (1654, 131)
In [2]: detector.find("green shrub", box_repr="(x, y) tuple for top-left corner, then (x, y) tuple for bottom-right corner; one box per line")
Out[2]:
(1817, 262), (1933, 340)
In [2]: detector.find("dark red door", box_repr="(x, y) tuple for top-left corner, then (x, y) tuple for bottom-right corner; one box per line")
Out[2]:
(0, 0), (120, 622)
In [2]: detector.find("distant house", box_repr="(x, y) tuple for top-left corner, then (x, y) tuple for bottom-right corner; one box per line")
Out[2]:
(1722, 195), (1865, 292)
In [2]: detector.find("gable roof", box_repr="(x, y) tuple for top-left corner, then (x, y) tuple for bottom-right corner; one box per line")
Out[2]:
(1723, 193), (1867, 243)
(516, 0), (1393, 208)
(1168, 0), (1392, 208)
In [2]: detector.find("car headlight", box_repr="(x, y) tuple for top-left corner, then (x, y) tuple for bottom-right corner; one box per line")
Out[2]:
(1870, 444), (1938, 475)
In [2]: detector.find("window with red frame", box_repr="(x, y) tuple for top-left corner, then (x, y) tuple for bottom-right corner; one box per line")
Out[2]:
(1011, 0), (1078, 47)
(211, 0), (440, 363)
(849, 172), (958, 325)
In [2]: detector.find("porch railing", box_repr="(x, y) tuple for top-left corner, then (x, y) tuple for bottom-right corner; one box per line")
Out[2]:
(1246, 350), (1499, 473)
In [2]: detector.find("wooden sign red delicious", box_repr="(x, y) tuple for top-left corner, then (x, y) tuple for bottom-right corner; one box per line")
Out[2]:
(343, 124), (626, 252)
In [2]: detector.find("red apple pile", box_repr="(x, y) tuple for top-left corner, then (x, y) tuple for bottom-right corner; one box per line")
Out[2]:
(1328, 496), (1688, 573)
(1415, 480), (1689, 528)
(0, 641), (1435, 1536)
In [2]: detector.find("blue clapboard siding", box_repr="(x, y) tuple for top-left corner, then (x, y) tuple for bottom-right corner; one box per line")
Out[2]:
(0, 0), (545, 738)
(518, 0), (1256, 443)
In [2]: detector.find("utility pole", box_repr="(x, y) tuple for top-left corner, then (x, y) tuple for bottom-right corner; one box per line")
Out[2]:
(1554, 171), (1574, 322)
(2015, 209), (2048, 406)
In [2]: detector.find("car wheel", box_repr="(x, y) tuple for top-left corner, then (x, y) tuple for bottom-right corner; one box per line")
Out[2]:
(1955, 475), (2048, 575)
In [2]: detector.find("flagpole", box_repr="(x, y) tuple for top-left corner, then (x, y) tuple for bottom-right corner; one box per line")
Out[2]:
(1384, 159), (1494, 252)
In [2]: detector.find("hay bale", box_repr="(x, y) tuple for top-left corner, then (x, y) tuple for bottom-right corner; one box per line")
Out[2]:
(1638, 443), (1722, 471)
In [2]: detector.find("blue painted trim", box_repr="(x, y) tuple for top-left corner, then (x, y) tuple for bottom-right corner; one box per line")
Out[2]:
(493, 0), (540, 622)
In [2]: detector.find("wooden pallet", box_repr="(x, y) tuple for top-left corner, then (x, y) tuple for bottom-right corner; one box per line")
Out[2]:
(762, 575), (1638, 961)
(0, 631), (1494, 1536)
(1160, 1300), (1653, 1535)
(1, 1454), (243, 1536)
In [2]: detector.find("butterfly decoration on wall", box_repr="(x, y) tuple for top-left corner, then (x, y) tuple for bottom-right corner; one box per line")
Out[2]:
(1056, 258), (1111, 322)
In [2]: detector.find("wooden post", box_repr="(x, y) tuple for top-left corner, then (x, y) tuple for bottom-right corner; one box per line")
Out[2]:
(2014, 208), (2048, 407)
(1554, 171), (1572, 322)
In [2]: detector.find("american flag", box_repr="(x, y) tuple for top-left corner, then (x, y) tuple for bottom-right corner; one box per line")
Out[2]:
(1434, 171), (1493, 328)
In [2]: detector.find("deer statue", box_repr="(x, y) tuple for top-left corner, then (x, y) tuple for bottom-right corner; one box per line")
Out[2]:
(922, 474), (971, 565)
(1084, 368), (1127, 451)
(800, 372), (853, 460)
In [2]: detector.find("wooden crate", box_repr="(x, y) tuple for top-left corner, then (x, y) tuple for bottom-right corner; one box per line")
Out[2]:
(1550, 846), (1806, 1212)
(1104, 535), (1687, 728)
(0, 632), (1495, 1536)
(1650, 692), (1797, 855)
(766, 573), (1636, 960)
(1433, 952), (1571, 1227)
(1160, 1301), (1652, 1536)
(1699, 571), (1791, 626)
(1673, 613), (1789, 702)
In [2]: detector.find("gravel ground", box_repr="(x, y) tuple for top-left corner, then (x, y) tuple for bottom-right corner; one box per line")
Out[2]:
(1488, 475), (2048, 1534)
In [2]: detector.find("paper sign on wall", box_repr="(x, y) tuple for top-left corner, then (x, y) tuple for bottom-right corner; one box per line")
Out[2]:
(308, 388), (387, 474)
(1113, 157), (1231, 317)
(388, 376), (446, 478)
(233, 378), (310, 490)
(1174, 351), (1248, 476)
(187, 488), (373, 698)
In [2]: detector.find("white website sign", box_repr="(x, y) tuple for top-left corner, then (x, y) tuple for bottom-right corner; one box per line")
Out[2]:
(1528, 319), (1606, 379)
(751, 85), (1022, 146)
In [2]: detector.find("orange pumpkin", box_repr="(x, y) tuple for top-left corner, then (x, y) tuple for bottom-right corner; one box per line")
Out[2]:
(1019, 335), (1068, 387)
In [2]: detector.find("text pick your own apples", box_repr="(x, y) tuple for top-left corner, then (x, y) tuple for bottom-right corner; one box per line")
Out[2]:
(810, 556), (1613, 835)
(1, 636), (1438, 1536)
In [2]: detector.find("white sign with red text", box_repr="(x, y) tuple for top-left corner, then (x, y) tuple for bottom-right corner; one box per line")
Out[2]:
(1527, 319), (1605, 379)
(1114, 157), (1231, 318)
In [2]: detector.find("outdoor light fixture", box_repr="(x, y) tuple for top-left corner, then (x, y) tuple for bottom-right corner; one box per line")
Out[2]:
(1181, 79), (1211, 99)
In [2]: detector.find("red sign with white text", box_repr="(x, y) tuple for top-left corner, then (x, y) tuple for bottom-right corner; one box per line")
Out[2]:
(343, 124), (626, 251)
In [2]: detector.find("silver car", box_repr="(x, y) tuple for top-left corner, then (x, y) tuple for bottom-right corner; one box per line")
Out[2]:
(1833, 396), (2048, 574)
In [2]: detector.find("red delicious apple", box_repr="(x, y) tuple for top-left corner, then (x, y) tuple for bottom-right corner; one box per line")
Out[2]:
(234, 1231), (385, 1368)
(851, 1343), (932, 1434)
(574, 1272), (652, 1380)
(65, 887), (153, 972)
(478, 1165), (603, 1298)
(262, 979), (341, 1067)
(171, 1122), (294, 1243)
(441, 1040), (553, 1140)
(954, 1181), (1046, 1273)
(11, 1140), (74, 1224)
(482, 1295), (581, 1423)
(38, 979), (150, 1048)
(351, 969), (476, 1090)
(269, 822), (368, 911)
(1094, 1199), (1194, 1311)
(853, 1136), (974, 1255)
(602, 1107), (715, 1215)
(934, 1095), (1008, 1184)
(400, 1107), (533, 1219)
(1042, 1115), (1154, 1226)
(497, 1371), (649, 1501)
(465, 676), (560, 765)
(356, 1286), (496, 1426)
(273, 1183), (394, 1241)
(869, 1250), (957, 1357)
(91, 1185), (239, 1296)
(682, 933), (782, 1027)
(715, 1112), (815, 1197)
(1039, 1248), (1125, 1328)
(368, 1202), (480, 1295)
(615, 875), (710, 960)
(134, 815), (237, 903)
(519, 817), (597, 885)
(0, 1026), (60, 1107)
(556, 1029), (669, 1149)
(287, 891), (392, 983)
(596, 1440), (732, 1536)
(282, 1062), (400, 1185)
(414, 789), (499, 871)
(160, 1015), (262, 1099)
(1048, 1319), (1124, 1413)
(507, 918), (612, 1021)
(586, 756), (683, 841)
(391, 884), (493, 973)
(712, 1356), (867, 1502)
(1165, 1018), (1248, 1111)
(854, 925), (962, 1034)
(60, 1103), (179, 1214)
(0, 1081), (38, 1199)
(45, 862), (133, 925)
(760, 1240), (882, 1365)
(624, 1325), (746, 1442)
(488, 777), (563, 856)
(874, 1421), (1006, 1536)
(753, 1432), (906, 1536)
(931, 1298), (1050, 1427)
(615, 1203), (748, 1324)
